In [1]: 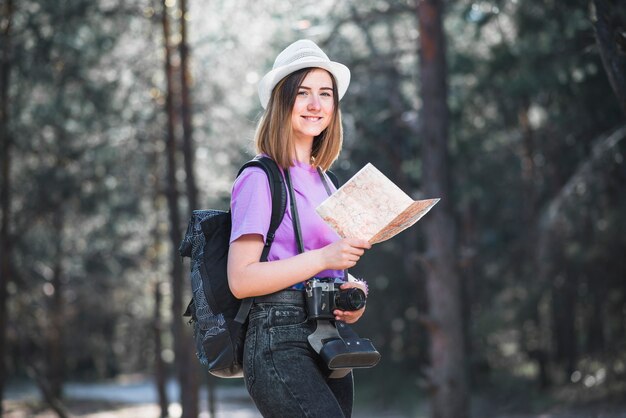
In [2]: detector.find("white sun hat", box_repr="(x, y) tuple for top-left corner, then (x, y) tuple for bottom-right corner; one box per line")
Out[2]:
(257, 39), (351, 109)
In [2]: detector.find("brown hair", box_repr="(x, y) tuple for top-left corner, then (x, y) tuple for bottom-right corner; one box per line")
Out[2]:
(254, 67), (343, 171)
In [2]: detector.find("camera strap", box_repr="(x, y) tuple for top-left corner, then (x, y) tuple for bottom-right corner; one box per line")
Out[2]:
(307, 320), (352, 378)
(284, 165), (339, 254)
(283, 168), (305, 254)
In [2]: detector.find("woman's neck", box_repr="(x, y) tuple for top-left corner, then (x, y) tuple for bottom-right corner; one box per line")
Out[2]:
(293, 136), (313, 165)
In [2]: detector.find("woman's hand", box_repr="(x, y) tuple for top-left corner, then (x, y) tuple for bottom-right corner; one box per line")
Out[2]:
(333, 280), (368, 324)
(319, 238), (371, 271)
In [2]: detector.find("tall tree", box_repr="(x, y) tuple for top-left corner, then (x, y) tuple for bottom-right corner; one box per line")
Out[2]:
(46, 210), (66, 400)
(0, 0), (14, 412)
(153, 281), (169, 418)
(177, 1), (207, 410)
(161, 1), (198, 417)
(592, 0), (626, 116)
(415, 1), (469, 417)
(179, 0), (198, 212)
(149, 148), (169, 418)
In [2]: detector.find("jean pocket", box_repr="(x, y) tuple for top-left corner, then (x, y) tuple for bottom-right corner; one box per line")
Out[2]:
(268, 306), (315, 354)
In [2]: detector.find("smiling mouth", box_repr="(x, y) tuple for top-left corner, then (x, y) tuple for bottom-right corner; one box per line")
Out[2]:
(302, 116), (323, 121)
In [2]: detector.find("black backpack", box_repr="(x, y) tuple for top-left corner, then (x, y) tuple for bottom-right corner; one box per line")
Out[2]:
(178, 156), (287, 378)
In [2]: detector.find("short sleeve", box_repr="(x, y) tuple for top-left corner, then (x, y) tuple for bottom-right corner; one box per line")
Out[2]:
(229, 167), (273, 244)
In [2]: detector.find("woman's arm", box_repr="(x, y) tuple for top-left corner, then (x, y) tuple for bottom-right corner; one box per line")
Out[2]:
(227, 234), (371, 299)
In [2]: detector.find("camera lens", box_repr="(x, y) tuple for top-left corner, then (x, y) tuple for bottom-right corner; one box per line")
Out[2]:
(335, 288), (366, 311)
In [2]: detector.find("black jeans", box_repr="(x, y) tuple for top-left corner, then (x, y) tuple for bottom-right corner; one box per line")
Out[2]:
(244, 301), (354, 418)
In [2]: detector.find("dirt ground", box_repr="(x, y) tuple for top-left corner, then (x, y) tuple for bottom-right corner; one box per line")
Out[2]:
(2, 399), (264, 418)
(5, 385), (626, 418)
(3, 400), (165, 418)
(5, 399), (626, 418)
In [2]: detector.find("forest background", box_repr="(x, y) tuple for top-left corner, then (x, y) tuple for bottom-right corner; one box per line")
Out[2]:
(1, 0), (626, 417)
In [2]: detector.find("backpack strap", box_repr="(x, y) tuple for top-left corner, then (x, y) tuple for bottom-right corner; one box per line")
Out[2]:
(325, 169), (340, 189)
(234, 156), (288, 324)
(237, 156), (287, 260)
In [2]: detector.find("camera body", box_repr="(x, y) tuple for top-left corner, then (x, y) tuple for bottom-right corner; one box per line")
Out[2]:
(305, 278), (366, 321)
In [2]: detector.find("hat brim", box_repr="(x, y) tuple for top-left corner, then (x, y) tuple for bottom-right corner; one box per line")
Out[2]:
(258, 59), (350, 109)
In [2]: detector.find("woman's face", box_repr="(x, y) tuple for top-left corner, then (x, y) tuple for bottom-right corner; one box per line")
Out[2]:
(290, 68), (335, 142)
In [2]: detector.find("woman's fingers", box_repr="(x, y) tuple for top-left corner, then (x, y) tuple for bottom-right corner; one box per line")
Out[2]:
(345, 238), (371, 250)
(322, 238), (371, 270)
(334, 307), (365, 324)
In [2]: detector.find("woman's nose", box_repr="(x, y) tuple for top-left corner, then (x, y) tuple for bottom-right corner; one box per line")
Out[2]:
(307, 94), (321, 111)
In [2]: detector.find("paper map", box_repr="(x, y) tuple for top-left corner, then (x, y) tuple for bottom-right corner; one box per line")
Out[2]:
(316, 163), (440, 244)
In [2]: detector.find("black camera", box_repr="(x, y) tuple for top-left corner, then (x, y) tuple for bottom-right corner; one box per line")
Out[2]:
(305, 278), (366, 321)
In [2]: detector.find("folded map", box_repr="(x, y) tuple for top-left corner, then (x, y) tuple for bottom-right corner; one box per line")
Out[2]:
(317, 163), (440, 244)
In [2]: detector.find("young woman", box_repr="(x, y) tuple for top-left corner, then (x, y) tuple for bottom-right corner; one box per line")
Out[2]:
(227, 39), (370, 418)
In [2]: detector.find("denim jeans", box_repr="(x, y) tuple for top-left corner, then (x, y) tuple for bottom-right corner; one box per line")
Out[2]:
(244, 301), (354, 418)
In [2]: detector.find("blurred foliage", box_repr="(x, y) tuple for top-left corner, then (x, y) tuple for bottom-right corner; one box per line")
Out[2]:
(2, 0), (626, 413)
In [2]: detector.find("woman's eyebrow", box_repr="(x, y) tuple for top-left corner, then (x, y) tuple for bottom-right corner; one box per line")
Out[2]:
(298, 85), (334, 91)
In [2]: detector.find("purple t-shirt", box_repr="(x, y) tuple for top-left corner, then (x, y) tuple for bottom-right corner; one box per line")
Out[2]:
(230, 158), (343, 281)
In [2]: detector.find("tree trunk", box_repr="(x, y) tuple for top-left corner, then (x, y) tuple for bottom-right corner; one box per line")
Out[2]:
(415, 1), (469, 417)
(178, 0), (198, 212)
(47, 213), (65, 400)
(592, 0), (626, 117)
(518, 102), (539, 224)
(0, 0), (14, 412)
(177, 2), (206, 412)
(26, 365), (70, 418)
(459, 200), (478, 384)
(150, 136), (170, 418)
(551, 268), (577, 379)
(586, 278), (606, 354)
(154, 282), (169, 418)
(161, 3), (198, 417)
(518, 102), (551, 388)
